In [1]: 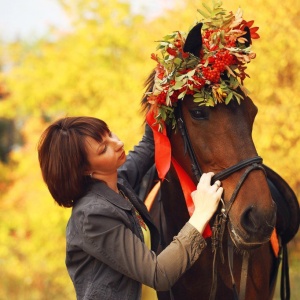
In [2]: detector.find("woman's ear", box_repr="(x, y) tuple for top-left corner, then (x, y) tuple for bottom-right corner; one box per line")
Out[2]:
(84, 169), (92, 177)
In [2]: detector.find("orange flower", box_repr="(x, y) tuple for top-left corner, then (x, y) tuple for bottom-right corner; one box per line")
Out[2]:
(151, 53), (158, 62)
(241, 20), (260, 39)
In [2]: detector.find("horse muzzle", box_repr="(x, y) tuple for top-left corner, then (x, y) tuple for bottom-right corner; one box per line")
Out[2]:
(228, 203), (277, 250)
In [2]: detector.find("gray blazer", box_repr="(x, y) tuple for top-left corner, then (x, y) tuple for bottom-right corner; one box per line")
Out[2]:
(65, 126), (207, 300)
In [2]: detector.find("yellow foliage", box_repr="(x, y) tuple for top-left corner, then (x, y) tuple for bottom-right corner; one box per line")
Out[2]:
(0, 0), (299, 298)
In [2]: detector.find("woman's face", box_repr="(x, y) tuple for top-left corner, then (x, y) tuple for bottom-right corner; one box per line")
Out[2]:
(84, 132), (126, 180)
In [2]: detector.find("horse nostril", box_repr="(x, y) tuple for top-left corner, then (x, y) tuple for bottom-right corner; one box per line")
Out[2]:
(240, 205), (276, 239)
(240, 206), (260, 233)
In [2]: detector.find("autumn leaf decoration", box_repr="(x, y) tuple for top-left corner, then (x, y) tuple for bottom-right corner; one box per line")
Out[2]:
(146, 0), (259, 132)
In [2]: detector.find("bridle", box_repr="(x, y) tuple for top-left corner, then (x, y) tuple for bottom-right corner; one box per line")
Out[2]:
(176, 104), (265, 184)
(176, 102), (267, 300)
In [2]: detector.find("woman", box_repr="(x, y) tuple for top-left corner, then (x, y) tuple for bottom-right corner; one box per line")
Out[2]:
(38, 116), (223, 300)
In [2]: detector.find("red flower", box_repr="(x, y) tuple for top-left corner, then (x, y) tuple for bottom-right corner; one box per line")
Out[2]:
(170, 90), (180, 102)
(241, 20), (260, 39)
(156, 64), (165, 79)
(157, 91), (167, 104)
(157, 73), (164, 80)
(182, 51), (189, 59)
(151, 53), (158, 62)
(166, 47), (177, 56)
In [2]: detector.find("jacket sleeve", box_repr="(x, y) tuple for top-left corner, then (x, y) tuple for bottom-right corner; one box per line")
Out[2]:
(118, 123), (154, 191)
(78, 201), (207, 291)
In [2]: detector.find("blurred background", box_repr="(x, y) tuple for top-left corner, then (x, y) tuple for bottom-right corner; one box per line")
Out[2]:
(0, 0), (299, 299)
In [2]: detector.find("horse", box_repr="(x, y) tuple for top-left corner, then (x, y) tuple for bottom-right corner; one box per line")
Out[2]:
(139, 18), (300, 300)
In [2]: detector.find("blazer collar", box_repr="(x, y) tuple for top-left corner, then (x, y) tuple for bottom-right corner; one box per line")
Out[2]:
(88, 180), (132, 210)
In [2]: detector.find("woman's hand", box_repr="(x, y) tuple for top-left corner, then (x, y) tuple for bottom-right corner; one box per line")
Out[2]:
(188, 172), (223, 234)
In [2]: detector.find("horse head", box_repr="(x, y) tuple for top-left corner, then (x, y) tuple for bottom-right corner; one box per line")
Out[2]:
(170, 94), (276, 250)
(143, 15), (276, 251)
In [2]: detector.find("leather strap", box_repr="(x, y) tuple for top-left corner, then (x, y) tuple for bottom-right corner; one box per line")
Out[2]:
(211, 156), (263, 182)
(280, 244), (290, 300)
(177, 116), (202, 181)
(176, 102), (264, 184)
(228, 237), (239, 300)
(239, 251), (249, 300)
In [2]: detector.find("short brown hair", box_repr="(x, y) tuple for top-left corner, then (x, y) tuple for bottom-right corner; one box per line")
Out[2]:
(38, 116), (109, 207)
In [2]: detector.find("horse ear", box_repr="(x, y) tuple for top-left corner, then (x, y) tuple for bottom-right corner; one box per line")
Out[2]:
(183, 23), (203, 58)
(243, 26), (251, 47)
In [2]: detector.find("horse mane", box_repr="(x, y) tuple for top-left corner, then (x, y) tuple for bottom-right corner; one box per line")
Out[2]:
(141, 69), (155, 115)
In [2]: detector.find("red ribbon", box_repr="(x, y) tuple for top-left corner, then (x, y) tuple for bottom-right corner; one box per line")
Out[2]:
(146, 110), (171, 180)
(171, 157), (212, 238)
(146, 110), (277, 249)
(146, 110), (212, 238)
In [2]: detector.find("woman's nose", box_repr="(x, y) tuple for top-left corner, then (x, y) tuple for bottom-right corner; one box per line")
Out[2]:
(111, 133), (124, 151)
(116, 141), (124, 151)
(113, 139), (124, 151)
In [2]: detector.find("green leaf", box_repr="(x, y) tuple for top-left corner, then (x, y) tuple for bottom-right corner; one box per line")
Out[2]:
(160, 108), (166, 120)
(175, 74), (188, 81)
(193, 97), (205, 103)
(206, 97), (215, 106)
(194, 92), (204, 97)
(225, 92), (233, 104)
(174, 57), (182, 65)
(173, 81), (184, 90)
(186, 69), (196, 77)
(197, 9), (211, 18)
(178, 90), (187, 99)
(234, 95), (241, 105)
(213, 0), (223, 9)
(163, 33), (177, 40)
(202, 2), (213, 14)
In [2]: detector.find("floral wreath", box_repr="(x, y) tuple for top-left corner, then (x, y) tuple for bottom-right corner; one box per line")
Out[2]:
(146, 1), (259, 132)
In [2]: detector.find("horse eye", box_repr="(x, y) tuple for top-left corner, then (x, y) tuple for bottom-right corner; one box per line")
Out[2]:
(189, 108), (209, 120)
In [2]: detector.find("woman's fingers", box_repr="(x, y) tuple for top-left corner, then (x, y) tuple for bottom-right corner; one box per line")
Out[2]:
(196, 173), (222, 192)
(189, 173), (223, 232)
(197, 172), (214, 188)
(193, 173), (223, 207)
(211, 180), (221, 191)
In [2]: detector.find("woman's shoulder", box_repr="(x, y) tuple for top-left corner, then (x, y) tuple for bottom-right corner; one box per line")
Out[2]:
(69, 181), (134, 233)
(73, 181), (132, 214)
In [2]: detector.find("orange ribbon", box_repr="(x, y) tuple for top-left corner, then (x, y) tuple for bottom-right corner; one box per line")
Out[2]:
(171, 157), (212, 238)
(146, 110), (212, 238)
(270, 228), (279, 257)
(146, 110), (278, 251)
(146, 110), (171, 181)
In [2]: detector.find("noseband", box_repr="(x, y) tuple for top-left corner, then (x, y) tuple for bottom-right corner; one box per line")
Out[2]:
(176, 103), (267, 300)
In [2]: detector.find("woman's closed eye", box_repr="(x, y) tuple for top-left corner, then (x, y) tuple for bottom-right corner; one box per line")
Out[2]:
(99, 145), (107, 154)
(97, 132), (112, 154)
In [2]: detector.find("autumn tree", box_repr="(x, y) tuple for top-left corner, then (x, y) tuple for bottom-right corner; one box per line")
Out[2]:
(0, 0), (299, 298)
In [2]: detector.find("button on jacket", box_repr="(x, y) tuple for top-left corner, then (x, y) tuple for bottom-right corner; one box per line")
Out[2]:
(65, 126), (207, 300)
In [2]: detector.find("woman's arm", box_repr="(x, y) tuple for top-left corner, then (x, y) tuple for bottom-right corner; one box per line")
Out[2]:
(77, 173), (221, 291)
(118, 124), (154, 191)
(79, 204), (205, 291)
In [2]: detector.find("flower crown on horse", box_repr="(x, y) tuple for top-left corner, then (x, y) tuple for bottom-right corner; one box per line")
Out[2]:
(146, 1), (259, 132)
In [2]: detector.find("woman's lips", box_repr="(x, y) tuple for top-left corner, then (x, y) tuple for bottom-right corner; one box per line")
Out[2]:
(119, 151), (125, 160)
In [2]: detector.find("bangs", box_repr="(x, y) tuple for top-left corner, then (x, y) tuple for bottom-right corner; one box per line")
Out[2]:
(78, 118), (110, 143)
